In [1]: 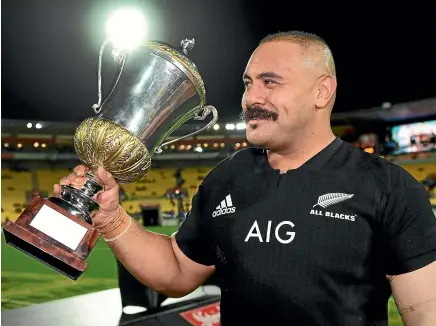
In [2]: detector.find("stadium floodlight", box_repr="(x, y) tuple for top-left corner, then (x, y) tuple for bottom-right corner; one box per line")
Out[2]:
(106, 8), (147, 51)
(225, 123), (235, 130)
(236, 122), (246, 130)
(27, 122), (32, 128)
(92, 8), (147, 114)
(35, 123), (42, 129)
(213, 124), (220, 130)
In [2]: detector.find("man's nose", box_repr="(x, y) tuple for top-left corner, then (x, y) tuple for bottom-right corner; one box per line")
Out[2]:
(242, 83), (267, 108)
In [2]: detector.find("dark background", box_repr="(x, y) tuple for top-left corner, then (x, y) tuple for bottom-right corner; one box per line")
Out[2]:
(2, 0), (436, 123)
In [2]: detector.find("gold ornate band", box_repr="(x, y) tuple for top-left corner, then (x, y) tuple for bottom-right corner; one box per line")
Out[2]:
(74, 118), (151, 183)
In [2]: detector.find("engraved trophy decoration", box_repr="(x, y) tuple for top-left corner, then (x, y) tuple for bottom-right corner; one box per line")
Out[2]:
(3, 9), (218, 280)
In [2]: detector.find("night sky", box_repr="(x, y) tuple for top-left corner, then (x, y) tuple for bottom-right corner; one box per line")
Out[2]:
(2, 0), (435, 123)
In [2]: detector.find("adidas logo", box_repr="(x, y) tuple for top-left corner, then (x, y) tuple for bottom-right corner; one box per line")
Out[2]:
(212, 194), (236, 217)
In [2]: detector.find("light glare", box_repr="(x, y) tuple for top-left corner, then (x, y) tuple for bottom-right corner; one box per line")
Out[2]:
(106, 8), (147, 50)
(236, 123), (246, 130)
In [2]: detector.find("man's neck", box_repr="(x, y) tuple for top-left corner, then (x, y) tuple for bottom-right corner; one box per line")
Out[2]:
(267, 130), (336, 173)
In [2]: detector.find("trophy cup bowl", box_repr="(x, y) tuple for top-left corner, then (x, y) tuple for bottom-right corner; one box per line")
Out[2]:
(3, 38), (218, 280)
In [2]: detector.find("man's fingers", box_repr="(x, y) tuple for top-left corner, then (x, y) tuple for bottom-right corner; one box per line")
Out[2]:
(59, 176), (72, 186)
(96, 166), (118, 190)
(73, 165), (89, 177)
(95, 191), (116, 204)
(71, 176), (87, 187)
(53, 184), (61, 196)
(58, 173), (87, 191)
(56, 166), (117, 200)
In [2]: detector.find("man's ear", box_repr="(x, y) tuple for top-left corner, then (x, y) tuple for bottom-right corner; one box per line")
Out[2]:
(315, 75), (337, 109)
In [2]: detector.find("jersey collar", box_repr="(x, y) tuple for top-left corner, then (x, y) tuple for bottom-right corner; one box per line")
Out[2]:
(253, 137), (344, 174)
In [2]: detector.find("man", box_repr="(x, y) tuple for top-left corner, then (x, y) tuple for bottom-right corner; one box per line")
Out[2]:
(55, 32), (436, 325)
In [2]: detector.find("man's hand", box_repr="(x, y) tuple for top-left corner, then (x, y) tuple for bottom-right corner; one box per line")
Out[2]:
(389, 260), (436, 326)
(54, 165), (215, 297)
(53, 165), (120, 225)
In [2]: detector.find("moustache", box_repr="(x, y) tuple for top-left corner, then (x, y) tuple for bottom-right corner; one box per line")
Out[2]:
(240, 106), (279, 123)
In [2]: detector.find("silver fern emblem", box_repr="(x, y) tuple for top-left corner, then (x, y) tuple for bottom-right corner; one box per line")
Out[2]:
(313, 193), (354, 208)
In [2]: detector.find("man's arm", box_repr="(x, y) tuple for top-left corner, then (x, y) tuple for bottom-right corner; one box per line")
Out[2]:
(107, 212), (215, 297)
(379, 166), (436, 325)
(55, 166), (215, 298)
(389, 261), (436, 326)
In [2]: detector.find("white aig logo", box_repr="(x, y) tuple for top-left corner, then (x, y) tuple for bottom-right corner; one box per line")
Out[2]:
(310, 193), (356, 222)
(245, 220), (296, 244)
(212, 194), (236, 217)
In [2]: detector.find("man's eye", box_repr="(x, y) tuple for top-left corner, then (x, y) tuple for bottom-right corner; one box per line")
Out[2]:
(264, 79), (276, 85)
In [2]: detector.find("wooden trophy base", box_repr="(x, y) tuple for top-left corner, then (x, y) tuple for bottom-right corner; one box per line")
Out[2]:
(3, 196), (100, 280)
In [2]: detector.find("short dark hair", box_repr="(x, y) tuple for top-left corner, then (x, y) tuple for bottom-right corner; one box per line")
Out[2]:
(260, 31), (336, 76)
(260, 31), (327, 47)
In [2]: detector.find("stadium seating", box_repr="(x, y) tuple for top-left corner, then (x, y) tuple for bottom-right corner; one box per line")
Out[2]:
(1, 167), (213, 223)
(1, 170), (32, 222)
(36, 168), (73, 195)
(2, 163), (434, 224)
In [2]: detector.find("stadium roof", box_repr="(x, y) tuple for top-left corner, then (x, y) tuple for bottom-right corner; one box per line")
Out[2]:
(2, 0), (436, 124)
(2, 97), (436, 138)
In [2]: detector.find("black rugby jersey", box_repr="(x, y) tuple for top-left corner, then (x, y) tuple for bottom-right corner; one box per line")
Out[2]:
(175, 138), (436, 326)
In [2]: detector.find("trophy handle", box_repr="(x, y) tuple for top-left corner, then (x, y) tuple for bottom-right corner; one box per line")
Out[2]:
(154, 105), (218, 154)
(92, 39), (128, 114)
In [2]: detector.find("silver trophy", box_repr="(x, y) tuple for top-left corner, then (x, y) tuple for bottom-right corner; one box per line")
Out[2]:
(72, 37), (218, 218)
(2, 37), (218, 280)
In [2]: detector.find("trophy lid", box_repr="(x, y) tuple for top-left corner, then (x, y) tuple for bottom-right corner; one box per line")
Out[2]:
(146, 39), (206, 106)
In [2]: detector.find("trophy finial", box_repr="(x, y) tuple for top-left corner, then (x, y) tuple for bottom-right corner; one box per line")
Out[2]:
(181, 38), (195, 55)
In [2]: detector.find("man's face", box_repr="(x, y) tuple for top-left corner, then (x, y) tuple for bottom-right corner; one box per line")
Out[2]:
(241, 41), (320, 150)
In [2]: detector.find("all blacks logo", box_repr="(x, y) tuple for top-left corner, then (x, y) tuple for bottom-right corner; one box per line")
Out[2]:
(212, 207), (236, 217)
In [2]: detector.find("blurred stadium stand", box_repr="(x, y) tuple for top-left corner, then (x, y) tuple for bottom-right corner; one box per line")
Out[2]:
(2, 97), (436, 226)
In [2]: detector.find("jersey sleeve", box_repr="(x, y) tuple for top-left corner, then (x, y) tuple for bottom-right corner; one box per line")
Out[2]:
(381, 174), (436, 275)
(174, 184), (214, 266)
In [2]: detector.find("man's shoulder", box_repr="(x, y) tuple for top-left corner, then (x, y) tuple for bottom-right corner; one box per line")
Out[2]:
(201, 147), (259, 187)
(341, 142), (421, 189)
